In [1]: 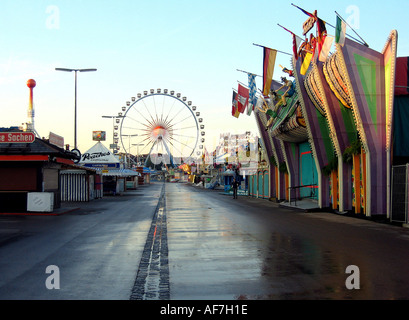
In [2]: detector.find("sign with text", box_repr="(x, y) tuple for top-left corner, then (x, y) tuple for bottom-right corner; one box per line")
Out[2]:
(303, 16), (316, 35)
(49, 132), (64, 148)
(0, 132), (35, 143)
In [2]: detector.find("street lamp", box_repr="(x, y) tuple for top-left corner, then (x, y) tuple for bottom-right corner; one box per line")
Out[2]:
(55, 68), (97, 149)
(102, 115), (123, 153)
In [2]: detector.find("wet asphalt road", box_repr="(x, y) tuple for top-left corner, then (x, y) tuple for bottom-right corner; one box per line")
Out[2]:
(167, 183), (409, 300)
(1, 181), (409, 300)
(0, 183), (163, 299)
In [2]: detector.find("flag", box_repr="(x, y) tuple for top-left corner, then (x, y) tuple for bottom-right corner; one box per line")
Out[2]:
(318, 35), (334, 62)
(293, 4), (316, 18)
(335, 16), (346, 46)
(262, 47), (277, 96)
(301, 52), (313, 75)
(292, 34), (299, 60)
(294, 34), (303, 60)
(316, 17), (327, 61)
(278, 24), (302, 61)
(247, 73), (257, 115)
(231, 90), (240, 118)
(237, 83), (249, 113)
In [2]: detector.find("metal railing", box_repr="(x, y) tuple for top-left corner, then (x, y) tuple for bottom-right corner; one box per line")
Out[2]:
(288, 184), (318, 206)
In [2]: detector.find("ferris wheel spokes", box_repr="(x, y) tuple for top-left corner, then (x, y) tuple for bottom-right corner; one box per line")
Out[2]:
(129, 103), (156, 128)
(122, 115), (150, 129)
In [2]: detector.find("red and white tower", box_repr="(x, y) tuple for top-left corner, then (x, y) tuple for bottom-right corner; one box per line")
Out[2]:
(26, 79), (39, 137)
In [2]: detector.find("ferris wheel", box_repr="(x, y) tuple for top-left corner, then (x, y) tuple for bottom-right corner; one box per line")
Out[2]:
(116, 89), (205, 167)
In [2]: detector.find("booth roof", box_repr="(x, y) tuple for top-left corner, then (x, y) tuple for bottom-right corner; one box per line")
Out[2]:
(79, 142), (119, 164)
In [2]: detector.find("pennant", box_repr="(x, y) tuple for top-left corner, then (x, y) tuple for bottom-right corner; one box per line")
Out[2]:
(247, 73), (257, 115)
(231, 91), (240, 118)
(318, 35), (334, 62)
(335, 16), (346, 46)
(237, 83), (249, 113)
(262, 47), (277, 96)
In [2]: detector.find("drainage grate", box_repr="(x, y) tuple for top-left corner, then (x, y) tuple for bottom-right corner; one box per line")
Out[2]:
(130, 184), (169, 300)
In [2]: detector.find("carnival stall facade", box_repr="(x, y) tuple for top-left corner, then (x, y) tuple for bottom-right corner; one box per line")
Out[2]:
(235, 5), (398, 218)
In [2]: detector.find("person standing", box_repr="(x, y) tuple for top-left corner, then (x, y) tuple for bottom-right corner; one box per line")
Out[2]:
(231, 178), (239, 199)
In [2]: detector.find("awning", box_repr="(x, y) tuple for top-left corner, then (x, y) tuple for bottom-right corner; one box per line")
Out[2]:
(222, 169), (236, 176)
(98, 168), (141, 177)
(143, 167), (156, 174)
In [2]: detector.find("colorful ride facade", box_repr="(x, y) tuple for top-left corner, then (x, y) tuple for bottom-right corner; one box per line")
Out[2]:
(252, 10), (398, 218)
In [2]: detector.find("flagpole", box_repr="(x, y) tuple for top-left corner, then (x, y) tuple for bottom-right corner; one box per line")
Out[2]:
(237, 80), (249, 88)
(290, 3), (367, 46)
(236, 69), (262, 77)
(252, 43), (292, 56)
(277, 23), (304, 39)
(335, 11), (369, 47)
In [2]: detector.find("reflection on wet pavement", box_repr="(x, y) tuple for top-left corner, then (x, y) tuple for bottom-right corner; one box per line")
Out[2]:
(166, 183), (409, 300)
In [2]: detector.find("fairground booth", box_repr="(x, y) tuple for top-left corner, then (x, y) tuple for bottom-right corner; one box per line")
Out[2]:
(0, 129), (94, 213)
(79, 141), (140, 195)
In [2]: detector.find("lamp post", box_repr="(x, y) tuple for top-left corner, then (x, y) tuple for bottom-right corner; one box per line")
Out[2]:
(102, 115), (123, 153)
(55, 68), (97, 149)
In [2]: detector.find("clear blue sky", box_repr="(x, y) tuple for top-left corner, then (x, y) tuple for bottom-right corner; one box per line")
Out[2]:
(0, 0), (408, 154)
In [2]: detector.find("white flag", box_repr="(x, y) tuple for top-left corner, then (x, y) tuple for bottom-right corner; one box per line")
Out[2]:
(319, 35), (334, 62)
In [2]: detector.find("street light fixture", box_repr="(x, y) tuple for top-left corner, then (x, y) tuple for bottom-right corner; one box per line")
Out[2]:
(55, 68), (97, 149)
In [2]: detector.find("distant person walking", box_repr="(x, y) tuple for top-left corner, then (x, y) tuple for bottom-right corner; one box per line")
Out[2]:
(231, 178), (239, 199)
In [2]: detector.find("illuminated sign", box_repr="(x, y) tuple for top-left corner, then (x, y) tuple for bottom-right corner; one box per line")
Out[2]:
(0, 132), (35, 143)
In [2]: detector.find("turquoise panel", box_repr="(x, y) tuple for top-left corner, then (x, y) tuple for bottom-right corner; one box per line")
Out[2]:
(263, 171), (269, 199)
(258, 172), (263, 198)
(299, 142), (318, 199)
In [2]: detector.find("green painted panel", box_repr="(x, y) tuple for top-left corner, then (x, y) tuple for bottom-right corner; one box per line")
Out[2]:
(354, 53), (378, 132)
(316, 109), (335, 162)
(339, 101), (357, 145)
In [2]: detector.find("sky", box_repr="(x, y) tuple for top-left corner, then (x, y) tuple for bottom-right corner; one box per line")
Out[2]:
(0, 0), (408, 156)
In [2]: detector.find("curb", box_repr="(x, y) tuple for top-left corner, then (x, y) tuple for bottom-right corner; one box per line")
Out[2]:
(0, 207), (80, 216)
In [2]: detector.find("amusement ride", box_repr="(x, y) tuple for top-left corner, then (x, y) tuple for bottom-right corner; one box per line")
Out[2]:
(114, 89), (205, 169)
